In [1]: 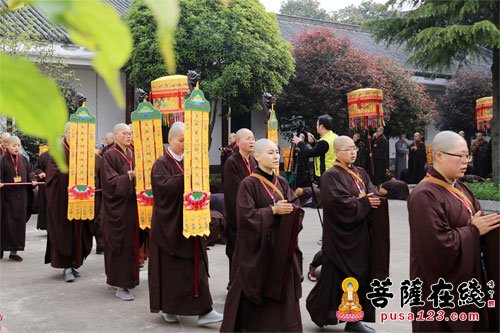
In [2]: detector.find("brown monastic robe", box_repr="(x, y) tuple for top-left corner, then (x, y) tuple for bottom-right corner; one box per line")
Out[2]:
(34, 152), (49, 230)
(148, 153), (213, 315)
(0, 152), (34, 252)
(44, 142), (93, 268)
(408, 167), (491, 332)
(101, 145), (139, 289)
(222, 151), (257, 277)
(221, 167), (304, 332)
(408, 140), (427, 184)
(306, 163), (390, 327)
(371, 135), (389, 185)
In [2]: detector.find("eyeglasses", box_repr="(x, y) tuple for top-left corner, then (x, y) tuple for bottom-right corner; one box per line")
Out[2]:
(339, 147), (359, 152)
(441, 151), (472, 163)
(120, 132), (133, 136)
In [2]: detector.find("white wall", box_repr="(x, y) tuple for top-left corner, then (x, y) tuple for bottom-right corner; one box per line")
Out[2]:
(70, 66), (126, 144)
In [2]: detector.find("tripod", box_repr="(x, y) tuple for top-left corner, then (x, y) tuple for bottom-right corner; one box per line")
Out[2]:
(285, 143), (323, 227)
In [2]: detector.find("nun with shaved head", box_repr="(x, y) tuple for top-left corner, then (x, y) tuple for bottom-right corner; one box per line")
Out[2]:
(306, 135), (389, 332)
(101, 122), (140, 301)
(408, 131), (499, 332)
(148, 122), (223, 326)
(222, 128), (257, 282)
(221, 139), (304, 332)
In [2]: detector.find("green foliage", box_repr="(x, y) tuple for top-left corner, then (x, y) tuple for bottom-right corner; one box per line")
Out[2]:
(0, 0), (180, 170)
(437, 70), (492, 140)
(277, 30), (435, 137)
(466, 181), (500, 201)
(125, 0), (295, 115)
(279, 0), (331, 20)
(0, 53), (67, 168)
(366, 0), (499, 72)
(36, 0), (132, 109)
(331, 0), (395, 25)
(366, 0), (499, 182)
(144, 0), (179, 74)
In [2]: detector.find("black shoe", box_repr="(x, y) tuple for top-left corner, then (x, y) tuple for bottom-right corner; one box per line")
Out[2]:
(345, 321), (375, 333)
(0, 251), (3, 259)
(96, 250), (104, 255)
(9, 254), (23, 262)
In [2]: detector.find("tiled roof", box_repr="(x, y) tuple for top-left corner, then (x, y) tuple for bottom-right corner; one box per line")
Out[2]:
(277, 14), (492, 76)
(0, 0), (491, 76)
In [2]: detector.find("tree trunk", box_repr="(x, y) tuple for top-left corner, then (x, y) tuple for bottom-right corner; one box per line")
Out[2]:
(491, 47), (499, 183)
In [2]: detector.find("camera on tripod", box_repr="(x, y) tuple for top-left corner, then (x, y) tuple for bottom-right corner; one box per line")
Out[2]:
(279, 115), (307, 143)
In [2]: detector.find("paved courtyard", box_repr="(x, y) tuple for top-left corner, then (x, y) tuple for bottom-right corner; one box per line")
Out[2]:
(1, 200), (412, 332)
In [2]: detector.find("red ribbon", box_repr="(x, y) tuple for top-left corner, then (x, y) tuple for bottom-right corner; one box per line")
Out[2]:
(113, 147), (133, 170)
(165, 149), (184, 173)
(9, 153), (19, 176)
(241, 154), (252, 175)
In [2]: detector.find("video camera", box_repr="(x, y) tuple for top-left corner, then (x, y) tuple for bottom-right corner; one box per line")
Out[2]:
(279, 115), (307, 143)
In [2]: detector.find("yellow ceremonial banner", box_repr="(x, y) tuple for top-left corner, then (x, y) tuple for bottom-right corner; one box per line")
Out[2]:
(182, 86), (211, 238)
(267, 105), (280, 175)
(151, 75), (190, 126)
(39, 145), (49, 155)
(347, 88), (384, 129)
(131, 102), (164, 230)
(475, 96), (493, 130)
(426, 144), (433, 166)
(67, 106), (96, 221)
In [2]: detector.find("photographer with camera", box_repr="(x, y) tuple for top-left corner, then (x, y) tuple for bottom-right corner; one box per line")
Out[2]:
(291, 115), (338, 186)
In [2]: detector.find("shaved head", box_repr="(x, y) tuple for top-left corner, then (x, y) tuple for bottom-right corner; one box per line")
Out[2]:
(236, 128), (252, 141)
(113, 123), (129, 134)
(432, 131), (465, 158)
(168, 122), (184, 140)
(105, 132), (113, 139)
(254, 139), (277, 154)
(334, 136), (354, 150)
(7, 135), (21, 145)
(0, 132), (11, 142)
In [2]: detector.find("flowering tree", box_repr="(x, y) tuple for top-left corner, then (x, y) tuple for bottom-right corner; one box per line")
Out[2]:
(277, 29), (436, 138)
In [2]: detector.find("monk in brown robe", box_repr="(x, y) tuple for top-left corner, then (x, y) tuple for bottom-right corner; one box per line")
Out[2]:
(0, 136), (36, 261)
(408, 131), (499, 332)
(222, 128), (257, 281)
(307, 136), (389, 333)
(101, 123), (140, 301)
(34, 151), (49, 230)
(44, 123), (93, 282)
(370, 127), (389, 185)
(221, 139), (304, 332)
(408, 132), (427, 184)
(148, 122), (223, 326)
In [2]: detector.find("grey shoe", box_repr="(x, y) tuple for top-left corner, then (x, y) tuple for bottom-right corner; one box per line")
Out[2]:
(115, 288), (134, 301)
(162, 313), (180, 323)
(345, 321), (375, 333)
(198, 309), (223, 326)
(71, 268), (80, 278)
(63, 268), (75, 283)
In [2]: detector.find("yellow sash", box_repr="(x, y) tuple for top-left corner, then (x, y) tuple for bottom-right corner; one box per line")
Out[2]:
(250, 173), (285, 201)
(421, 176), (473, 209)
(334, 162), (366, 187)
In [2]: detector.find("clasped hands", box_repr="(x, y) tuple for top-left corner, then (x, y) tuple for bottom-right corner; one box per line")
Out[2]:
(272, 200), (294, 215)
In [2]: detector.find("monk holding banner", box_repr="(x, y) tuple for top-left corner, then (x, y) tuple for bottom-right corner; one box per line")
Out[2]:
(148, 122), (223, 326)
(101, 123), (140, 301)
(221, 139), (304, 332)
(306, 136), (390, 333)
(44, 123), (93, 282)
(408, 131), (499, 332)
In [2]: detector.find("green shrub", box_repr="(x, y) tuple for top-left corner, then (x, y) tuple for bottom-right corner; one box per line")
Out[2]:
(465, 182), (500, 202)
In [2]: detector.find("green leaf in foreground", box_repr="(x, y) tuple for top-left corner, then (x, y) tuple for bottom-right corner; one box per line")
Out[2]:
(0, 52), (67, 171)
(36, 0), (132, 108)
(145, 0), (180, 74)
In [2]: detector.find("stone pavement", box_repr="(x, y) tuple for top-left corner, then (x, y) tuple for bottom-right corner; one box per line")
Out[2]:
(0, 200), (412, 332)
